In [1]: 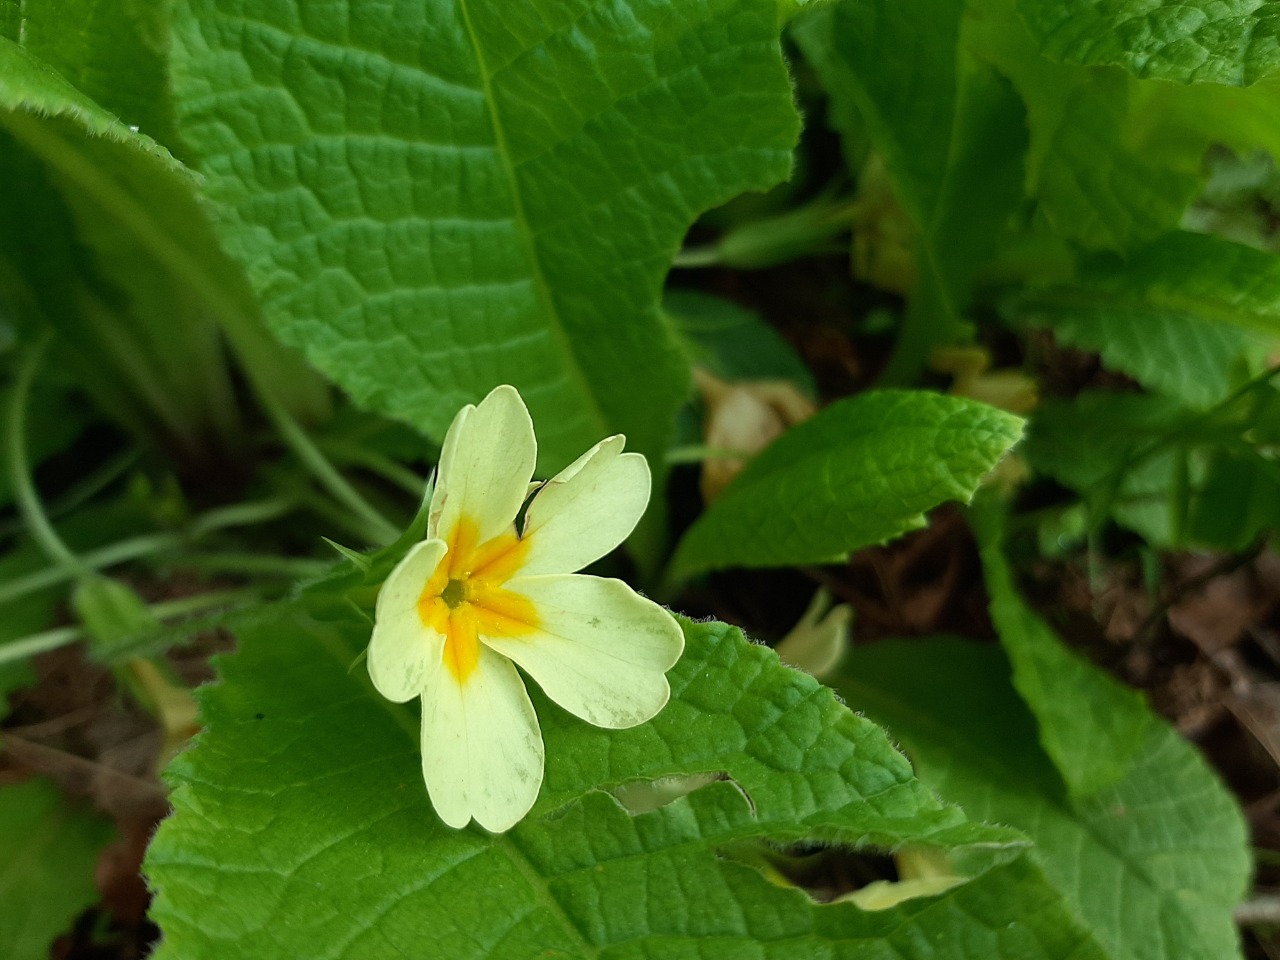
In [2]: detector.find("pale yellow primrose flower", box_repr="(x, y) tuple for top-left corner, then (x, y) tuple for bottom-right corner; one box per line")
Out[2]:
(366, 385), (685, 832)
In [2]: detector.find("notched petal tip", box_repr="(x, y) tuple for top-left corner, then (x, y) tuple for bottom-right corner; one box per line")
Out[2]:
(431, 384), (538, 544)
(519, 443), (652, 576)
(420, 648), (544, 834)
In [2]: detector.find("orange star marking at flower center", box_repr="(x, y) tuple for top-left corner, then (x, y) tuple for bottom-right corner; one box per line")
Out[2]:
(417, 517), (538, 681)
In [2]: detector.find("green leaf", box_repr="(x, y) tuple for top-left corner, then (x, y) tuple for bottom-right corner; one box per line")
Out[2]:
(664, 290), (815, 395)
(1017, 232), (1278, 408)
(16, 0), (181, 149)
(973, 499), (1156, 797)
(0, 32), (328, 450)
(0, 1), (19, 41)
(792, 1), (1027, 378)
(0, 33), (164, 141)
(1016, 0), (1280, 85)
(145, 607), (1105, 959)
(969, 3), (1202, 252)
(0, 778), (114, 960)
(169, 0), (800, 473)
(672, 391), (1023, 575)
(837, 637), (1251, 960)
(1024, 389), (1280, 549)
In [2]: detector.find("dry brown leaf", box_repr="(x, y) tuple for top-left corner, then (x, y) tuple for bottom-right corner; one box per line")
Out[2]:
(694, 368), (815, 503)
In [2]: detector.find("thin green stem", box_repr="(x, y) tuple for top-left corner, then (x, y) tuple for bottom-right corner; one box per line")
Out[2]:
(1088, 364), (1280, 532)
(186, 497), (298, 538)
(167, 553), (328, 578)
(260, 392), (399, 544)
(47, 448), (139, 521)
(7, 336), (84, 573)
(317, 440), (426, 497)
(671, 246), (722, 268)
(0, 498), (300, 609)
(0, 587), (264, 666)
(0, 626), (82, 662)
(663, 444), (755, 465)
(0, 533), (181, 607)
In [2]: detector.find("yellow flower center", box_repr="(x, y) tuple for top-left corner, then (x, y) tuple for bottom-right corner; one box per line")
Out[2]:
(418, 516), (539, 682)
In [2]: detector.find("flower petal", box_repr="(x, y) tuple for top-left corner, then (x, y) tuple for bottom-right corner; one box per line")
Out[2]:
(419, 644), (544, 832)
(367, 539), (448, 702)
(487, 574), (683, 729)
(519, 436), (650, 576)
(429, 385), (537, 544)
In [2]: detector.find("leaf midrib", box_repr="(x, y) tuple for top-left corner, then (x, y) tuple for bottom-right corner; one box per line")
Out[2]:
(310, 613), (599, 958)
(453, 0), (610, 450)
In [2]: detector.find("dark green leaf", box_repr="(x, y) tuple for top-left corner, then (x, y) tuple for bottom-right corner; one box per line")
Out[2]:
(1018, 232), (1279, 408)
(0, 778), (114, 960)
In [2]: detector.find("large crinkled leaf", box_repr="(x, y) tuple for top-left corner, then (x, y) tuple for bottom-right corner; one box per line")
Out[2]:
(792, 0), (1026, 379)
(0, 778), (114, 960)
(169, 0), (799, 473)
(144, 608), (1106, 960)
(976, 1), (1280, 254)
(1016, 0), (1280, 85)
(972, 499), (1156, 798)
(1017, 231), (1277, 409)
(671, 391), (1023, 575)
(837, 637), (1250, 960)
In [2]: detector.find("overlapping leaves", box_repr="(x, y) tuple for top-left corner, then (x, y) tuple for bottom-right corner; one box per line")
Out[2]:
(144, 608), (1107, 960)
(673, 391), (1023, 574)
(169, 0), (800, 473)
(839, 633), (1249, 960)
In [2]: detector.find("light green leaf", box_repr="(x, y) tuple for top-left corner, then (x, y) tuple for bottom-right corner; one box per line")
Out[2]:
(145, 607), (1104, 960)
(672, 391), (1023, 575)
(0, 33), (167, 144)
(0, 778), (114, 960)
(1017, 232), (1277, 408)
(1016, 0), (1280, 85)
(973, 499), (1156, 797)
(793, 1), (1026, 378)
(837, 637), (1250, 960)
(169, 0), (799, 473)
